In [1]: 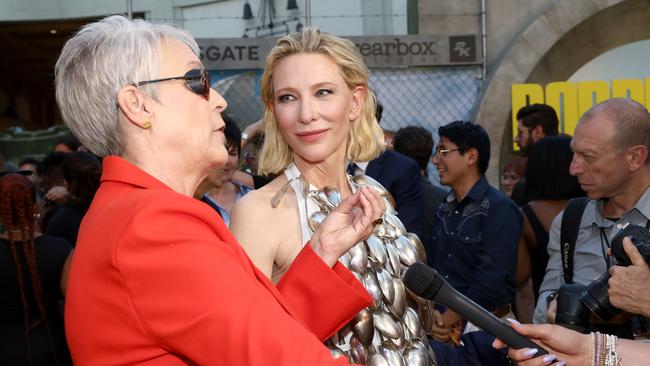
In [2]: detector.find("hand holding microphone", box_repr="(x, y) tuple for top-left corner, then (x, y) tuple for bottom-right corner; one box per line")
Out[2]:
(403, 262), (548, 355)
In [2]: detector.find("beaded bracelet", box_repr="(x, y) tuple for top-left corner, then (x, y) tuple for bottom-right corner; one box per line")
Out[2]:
(591, 332), (619, 366)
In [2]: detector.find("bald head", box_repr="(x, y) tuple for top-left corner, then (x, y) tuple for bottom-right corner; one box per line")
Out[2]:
(579, 98), (650, 154)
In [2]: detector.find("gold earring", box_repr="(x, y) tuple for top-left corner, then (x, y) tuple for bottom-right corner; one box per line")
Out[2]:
(143, 121), (151, 129)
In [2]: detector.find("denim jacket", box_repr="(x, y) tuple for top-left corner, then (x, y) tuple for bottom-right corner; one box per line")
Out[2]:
(427, 176), (522, 311)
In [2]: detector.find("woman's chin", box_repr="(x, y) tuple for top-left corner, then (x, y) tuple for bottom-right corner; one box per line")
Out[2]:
(207, 150), (229, 168)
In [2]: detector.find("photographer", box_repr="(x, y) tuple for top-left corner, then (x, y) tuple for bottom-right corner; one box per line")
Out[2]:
(534, 99), (650, 338)
(494, 237), (650, 365)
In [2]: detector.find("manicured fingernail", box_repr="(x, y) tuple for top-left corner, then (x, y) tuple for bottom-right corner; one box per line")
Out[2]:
(506, 318), (521, 325)
(556, 362), (566, 366)
(542, 355), (557, 364)
(522, 348), (539, 357)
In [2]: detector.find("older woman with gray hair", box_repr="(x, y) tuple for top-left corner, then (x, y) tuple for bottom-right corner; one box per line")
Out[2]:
(55, 15), (385, 365)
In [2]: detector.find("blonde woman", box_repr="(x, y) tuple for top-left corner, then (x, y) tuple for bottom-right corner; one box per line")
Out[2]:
(231, 28), (436, 365)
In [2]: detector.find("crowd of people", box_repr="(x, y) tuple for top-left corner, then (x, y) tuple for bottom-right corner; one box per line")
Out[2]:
(1, 14), (650, 366)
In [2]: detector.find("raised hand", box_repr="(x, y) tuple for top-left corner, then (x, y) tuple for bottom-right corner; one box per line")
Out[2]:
(310, 187), (385, 267)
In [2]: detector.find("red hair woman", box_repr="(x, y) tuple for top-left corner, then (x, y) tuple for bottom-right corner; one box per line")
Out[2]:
(0, 173), (73, 365)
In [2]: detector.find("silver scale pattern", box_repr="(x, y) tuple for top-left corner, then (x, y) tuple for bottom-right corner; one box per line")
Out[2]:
(306, 174), (438, 366)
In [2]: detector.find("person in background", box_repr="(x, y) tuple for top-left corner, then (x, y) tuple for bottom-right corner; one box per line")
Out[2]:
(495, 238), (650, 365)
(42, 152), (101, 245)
(56, 15), (382, 365)
(501, 157), (526, 198)
(19, 157), (45, 195)
(511, 103), (560, 205)
(40, 152), (69, 210)
(199, 114), (252, 226)
(53, 134), (81, 153)
(230, 119), (278, 189)
(514, 135), (584, 323)
(0, 174), (73, 365)
(349, 101), (426, 239)
(392, 125), (446, 250)
(428, 120), (521, 365)
(534, 99), (650, 341)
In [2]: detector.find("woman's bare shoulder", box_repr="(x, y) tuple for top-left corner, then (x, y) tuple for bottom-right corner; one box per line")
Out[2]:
(232, 175), (287, 213)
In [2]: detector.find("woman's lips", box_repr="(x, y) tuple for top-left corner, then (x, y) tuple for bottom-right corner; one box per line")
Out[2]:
(296, 129), (328, 142)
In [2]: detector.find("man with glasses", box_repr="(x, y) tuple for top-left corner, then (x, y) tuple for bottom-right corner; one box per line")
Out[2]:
(515, 103), (559, 156)
(427, 120), (522, 365)
(511, 103), (560, 205)
(19, 157), (44, 191)
(534, 98), (650, 339)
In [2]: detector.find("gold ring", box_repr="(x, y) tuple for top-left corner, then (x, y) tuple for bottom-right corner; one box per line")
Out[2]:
(373, 218), (383, 226)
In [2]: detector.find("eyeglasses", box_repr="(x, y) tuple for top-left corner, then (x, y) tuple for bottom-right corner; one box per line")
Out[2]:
(435, 148), (461, 157)
(516, 127), (530, 137)
(0, 170), (35, 177)
(134, 68), (211, 100)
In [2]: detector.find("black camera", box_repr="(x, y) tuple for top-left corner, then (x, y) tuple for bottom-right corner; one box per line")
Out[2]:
(555, 223), (650, 332)
(580, 223), (650, 321)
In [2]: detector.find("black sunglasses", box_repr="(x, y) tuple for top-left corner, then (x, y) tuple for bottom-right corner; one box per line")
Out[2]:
(0, 170), (34, 177)
(134, 68), (211, 100)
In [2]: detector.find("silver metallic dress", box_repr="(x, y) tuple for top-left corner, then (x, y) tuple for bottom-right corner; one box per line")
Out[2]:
(281, 165), (437, 366)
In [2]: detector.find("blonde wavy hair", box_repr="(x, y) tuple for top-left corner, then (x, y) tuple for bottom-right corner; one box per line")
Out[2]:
(257, 28), (385, 175)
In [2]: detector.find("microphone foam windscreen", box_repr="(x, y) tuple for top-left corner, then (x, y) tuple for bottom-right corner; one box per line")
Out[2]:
(403, 262), (437, 298)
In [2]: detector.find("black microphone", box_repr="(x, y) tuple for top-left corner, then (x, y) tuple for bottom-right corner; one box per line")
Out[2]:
(404, 262), (548, 355)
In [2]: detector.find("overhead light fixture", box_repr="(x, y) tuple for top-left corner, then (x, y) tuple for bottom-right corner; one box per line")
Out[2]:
(243, 0), (254, 20)
(50, 29), (58, 34)
(287, 0), (298, 10)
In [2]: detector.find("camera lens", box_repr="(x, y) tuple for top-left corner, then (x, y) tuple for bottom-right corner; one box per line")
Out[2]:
(555, 283), (589, 332)
(580, 272), (620, 321)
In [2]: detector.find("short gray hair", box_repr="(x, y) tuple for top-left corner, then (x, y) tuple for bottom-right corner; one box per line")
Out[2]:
(55, 15), (199, 157)
(581, 98), (650, 154)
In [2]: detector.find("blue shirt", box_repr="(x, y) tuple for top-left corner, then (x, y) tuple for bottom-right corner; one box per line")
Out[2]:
(427, 176), (522, 311)
(201, 182), (253, 227)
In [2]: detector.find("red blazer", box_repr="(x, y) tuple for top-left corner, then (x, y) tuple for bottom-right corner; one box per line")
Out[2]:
(65, 156), (370, 365)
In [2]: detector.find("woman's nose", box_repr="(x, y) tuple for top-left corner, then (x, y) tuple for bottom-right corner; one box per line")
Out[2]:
(300, 98), (317, 123)
(210, 88), (228, 112)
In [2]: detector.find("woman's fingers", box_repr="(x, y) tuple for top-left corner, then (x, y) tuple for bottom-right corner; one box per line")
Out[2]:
(360, 187), (385, 220)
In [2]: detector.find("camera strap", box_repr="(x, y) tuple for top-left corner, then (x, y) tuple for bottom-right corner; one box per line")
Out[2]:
(560, 197), (590, 284)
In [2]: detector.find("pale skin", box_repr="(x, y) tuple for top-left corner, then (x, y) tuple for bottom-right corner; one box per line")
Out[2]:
(230, 53), (383, 282)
